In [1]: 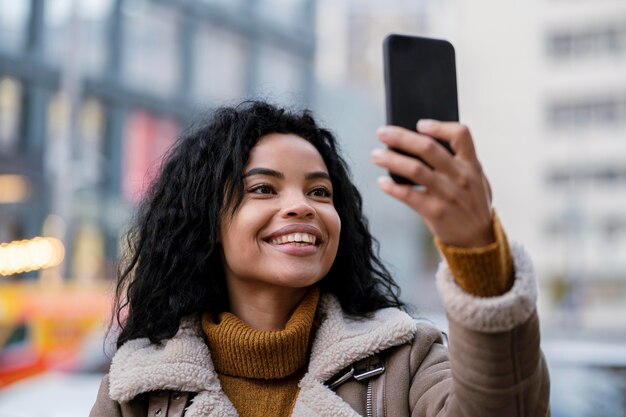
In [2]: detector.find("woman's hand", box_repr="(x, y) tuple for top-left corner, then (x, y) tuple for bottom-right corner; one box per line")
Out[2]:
(371, 119), (494, 249)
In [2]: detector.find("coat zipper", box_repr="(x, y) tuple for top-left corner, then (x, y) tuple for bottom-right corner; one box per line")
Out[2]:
(325, 354), (385, 417)
(366, 378), (373, 417)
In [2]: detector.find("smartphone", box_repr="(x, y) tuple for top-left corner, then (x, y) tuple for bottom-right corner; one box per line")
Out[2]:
(383, 34), (459, 185)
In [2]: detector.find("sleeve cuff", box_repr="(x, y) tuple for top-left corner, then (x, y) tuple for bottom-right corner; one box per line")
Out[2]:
(435, 241), (538, 333)
(435, 211), (514, 297)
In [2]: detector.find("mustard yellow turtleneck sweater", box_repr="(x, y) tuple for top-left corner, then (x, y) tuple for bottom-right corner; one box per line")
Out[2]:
(202, 287), (320, 417)
(201, 212), (514, 417)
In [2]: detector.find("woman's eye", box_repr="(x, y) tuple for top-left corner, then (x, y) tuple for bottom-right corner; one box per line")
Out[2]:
(310, 187), (332, 198)
(249, 184), (275, 195)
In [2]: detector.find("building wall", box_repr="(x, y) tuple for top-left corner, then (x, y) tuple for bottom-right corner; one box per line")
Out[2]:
(0, 0), (316, 282)
(314, 0), (626, 331)
(457, 0), (626, 331)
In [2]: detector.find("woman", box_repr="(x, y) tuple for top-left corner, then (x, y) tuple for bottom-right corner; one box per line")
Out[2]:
(90, 101), (550, 416)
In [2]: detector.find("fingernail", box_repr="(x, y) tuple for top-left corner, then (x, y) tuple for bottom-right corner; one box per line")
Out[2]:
(377, 176), (393, 186)
(371, 148), (384, 159)
(417, 119), (435, 131)
(377, 126), (391, 138)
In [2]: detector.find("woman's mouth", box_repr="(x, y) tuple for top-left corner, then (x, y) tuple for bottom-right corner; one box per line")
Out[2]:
(264, 224), (323, 249)
(269, 233), (317, 246)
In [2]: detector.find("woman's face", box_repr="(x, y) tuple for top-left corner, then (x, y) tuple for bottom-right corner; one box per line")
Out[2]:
(219, 133), (341, 292)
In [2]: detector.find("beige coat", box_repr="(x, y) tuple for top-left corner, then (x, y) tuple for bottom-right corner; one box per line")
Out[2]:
(90, 242), (550, 417)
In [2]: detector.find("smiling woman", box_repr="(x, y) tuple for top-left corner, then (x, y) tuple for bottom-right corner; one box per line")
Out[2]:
(219, 133), (341, 330)
(90, 101), (550, 417)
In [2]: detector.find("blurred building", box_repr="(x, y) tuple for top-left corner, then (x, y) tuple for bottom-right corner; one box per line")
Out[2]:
(313, 0), (451, 312)
(537, 2), (626, 331)
(314, 0), (626, 332)
(449, 0), (626, 333)
(0, 0), (316, 282)
(2, 0), (623, 334)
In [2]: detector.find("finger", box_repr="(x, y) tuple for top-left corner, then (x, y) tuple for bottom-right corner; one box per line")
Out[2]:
(371, 148), (462, 206)
(376, 126), (459, 177)
(376, 176), (432, 214)
(416, 119), (478, 161)
(371, 148), (439, 189)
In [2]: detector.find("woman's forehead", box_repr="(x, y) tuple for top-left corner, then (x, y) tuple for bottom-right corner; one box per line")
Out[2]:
(246, 133), (328, 172)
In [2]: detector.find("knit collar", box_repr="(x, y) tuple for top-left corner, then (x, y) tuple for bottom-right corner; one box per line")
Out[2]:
(201, 287), (320, 380)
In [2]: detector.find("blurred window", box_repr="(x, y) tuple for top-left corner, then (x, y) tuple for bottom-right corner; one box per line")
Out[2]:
(194, 26), (246, 102)
(547, 96), (626, 129)
(0, 77), (22, 153)
(47, 93), (106, 191)
(545, 166), (626, 187)
(546, 23), (626, 60)
(546, 214), (626, 242)
(47, 91), (70, 143)
(0, 211), (24, 243)
(255, 0), (307, 28)
(2, 324), (27, 348)
(121, 110), (178, 204)
(71, 222), (106, 282)
(43, 0), (113, 76)
(122, 3), (180, 97)
(255, 44), (305, 103)
(79, 98), (106, 187)
(197, 0), (245, 9)
(0, 0), (30, 54)
(544, 218), (568, 238)
(545, 169), (571, 186)
(603, 217), (626, 241)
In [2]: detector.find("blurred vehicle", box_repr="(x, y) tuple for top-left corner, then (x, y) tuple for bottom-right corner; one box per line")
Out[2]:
(0, 371), (104, 417)
(0, 282), (111, 387)
(544, 339), (626, 417)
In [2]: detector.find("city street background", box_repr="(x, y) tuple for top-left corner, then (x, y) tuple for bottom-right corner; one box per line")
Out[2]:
(1, 0), (625, 415)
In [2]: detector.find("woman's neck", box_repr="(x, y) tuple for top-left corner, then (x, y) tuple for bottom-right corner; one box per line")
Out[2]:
(225, 282), (309, 330)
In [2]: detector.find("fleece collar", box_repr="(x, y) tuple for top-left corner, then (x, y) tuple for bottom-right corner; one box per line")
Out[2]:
(108, 294), (418, 416)
(293, 296), (417, 416)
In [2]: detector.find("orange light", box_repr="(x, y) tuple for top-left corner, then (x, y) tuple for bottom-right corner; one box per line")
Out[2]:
(0, 175), (30, 204)
(0, 237), (65, 276)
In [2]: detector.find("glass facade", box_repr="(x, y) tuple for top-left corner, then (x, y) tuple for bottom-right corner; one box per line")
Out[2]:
(0, 77), (22, 153)
(547, 95), (626, 129)
(257, 0), (307, 27)
(0, 0), (316, 390)
(0, 1), (30, 54)
(194, 25), (247, 101)
(546, 23), (626, 61)
(43, 0), (113, 75)
(0, 0), (316, 282)
(122, 3), (180, 97)
(255, 43), (306, 101)
(121, 109), (177, 204)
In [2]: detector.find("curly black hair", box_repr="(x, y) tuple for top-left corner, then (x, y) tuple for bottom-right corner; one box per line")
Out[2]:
(114, 100), (404, 348)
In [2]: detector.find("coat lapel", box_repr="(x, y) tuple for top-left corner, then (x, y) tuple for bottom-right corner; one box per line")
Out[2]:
(108, 317), (238, 416)
(290, 295), (418, 416)
(307, 295), (418, 382)
(292, 374), (361, 417)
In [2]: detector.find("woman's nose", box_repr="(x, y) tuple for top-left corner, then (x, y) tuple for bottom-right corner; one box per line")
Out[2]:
(282, 200), (315, 218)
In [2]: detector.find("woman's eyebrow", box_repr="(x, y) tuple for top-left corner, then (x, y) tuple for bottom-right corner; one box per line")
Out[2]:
(243, 168), (330, 181)
(305, 171), (331, 181)
(244, 168), (284, 179)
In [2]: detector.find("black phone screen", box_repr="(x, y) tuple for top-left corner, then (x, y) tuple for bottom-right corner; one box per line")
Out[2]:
(383, 34), (459, 184)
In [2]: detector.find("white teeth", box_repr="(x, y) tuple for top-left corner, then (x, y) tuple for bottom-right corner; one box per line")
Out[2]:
(269, 233), (318, 245)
